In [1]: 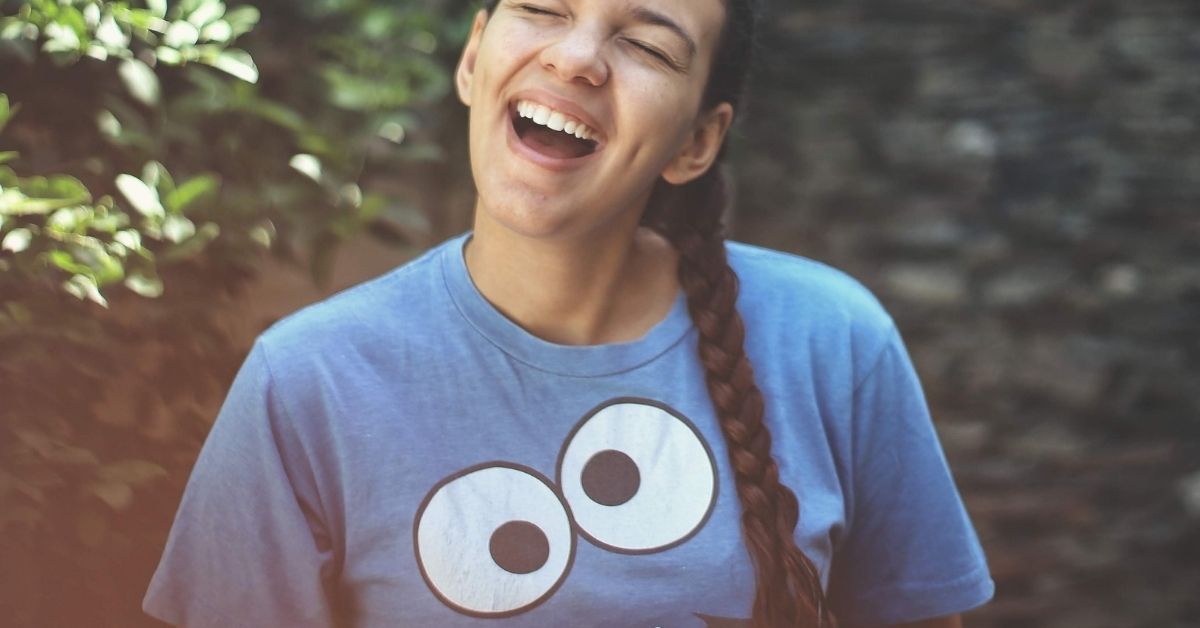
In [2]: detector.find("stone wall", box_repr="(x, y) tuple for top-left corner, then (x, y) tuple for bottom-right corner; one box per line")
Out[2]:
(731, 1), (1199, 625)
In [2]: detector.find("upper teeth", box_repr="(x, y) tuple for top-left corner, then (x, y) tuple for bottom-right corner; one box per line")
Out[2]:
(516, 100), (596, 141)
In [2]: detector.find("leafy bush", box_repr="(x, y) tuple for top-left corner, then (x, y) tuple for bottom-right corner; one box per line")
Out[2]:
(0, 0), (470, 623)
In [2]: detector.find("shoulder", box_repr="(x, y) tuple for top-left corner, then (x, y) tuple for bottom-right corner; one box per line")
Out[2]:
(727, 241), (894, 339)
(254, 237), (455, 377)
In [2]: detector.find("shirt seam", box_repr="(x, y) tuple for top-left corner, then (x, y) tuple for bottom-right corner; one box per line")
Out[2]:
(841, 321), (901, 536)
(254, 339), (335, 542)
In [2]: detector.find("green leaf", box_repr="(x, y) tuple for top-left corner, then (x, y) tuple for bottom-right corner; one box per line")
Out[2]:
(289, 154), (322, 181)
(58, 6), (89, 41)
(142, 161), (169, 192)
(47, 249), (90, 275)
(94, 14), (129, 49)
(208, 48), (258, 83)
(0, 151), (17, 165)
(249, 223), (274, 248)
(156, 46), (183, 64)
(164, 174), (218, 214)
(162, 221), (218, 261)
(146, 0), (168, 19)
(4, 196), (86, 215)
(163, 20), (199, 48)
(46, 206), (91, 233)
(0, 18), (30, 42)
(115, 173), (164, 218)
(223, 6), (260, 38)
(41, 21), (82, 55)
(125, 272), (163, 297)
(0, 94), (12, 134)
(2, 227), (32, 253)
(96, 109), (121, 138)
(31, 174), (91, 202)
(117, 58), (160, 106)
(200, 19), (232, 43)
(63, 273), (108, 307)
(162, 214), (196, 243)
(113, 229), (142, 251)
(84, 43), (108, 61)
(187, 0), (226, 28)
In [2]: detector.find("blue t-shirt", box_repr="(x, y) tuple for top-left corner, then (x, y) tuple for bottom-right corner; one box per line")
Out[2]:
(144, 233), (993, 627)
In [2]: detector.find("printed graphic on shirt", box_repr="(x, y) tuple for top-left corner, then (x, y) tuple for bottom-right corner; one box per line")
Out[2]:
(413, 398), (719, 619)
(558, 398), (718, 554)
(413, 463), (576, 618)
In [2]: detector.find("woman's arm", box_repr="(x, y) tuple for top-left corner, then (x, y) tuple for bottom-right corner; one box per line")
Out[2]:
(897, 615), (963, 628)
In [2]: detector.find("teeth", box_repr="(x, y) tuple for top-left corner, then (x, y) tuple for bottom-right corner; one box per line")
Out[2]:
(515, 99), (597, 142)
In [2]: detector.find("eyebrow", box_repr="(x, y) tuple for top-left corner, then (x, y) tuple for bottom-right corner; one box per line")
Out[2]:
(628, 6), (697, 59)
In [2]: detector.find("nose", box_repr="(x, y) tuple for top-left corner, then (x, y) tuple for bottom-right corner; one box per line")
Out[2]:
(538, 24), (609, 87)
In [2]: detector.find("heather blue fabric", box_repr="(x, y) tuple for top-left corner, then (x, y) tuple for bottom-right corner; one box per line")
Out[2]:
(144, 233), (993, 627)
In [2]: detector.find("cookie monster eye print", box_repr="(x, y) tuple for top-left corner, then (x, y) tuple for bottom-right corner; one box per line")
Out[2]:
(557, 398), (718, 554)
(413, 463), (576, 618)
(414, 398), (719, 618)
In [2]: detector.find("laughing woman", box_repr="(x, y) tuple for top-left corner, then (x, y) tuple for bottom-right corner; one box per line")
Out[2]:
(144, 1), (994, 626)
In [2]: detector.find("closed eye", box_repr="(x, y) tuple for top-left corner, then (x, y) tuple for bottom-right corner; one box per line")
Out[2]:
(625, 39), (678, 69)
(516, 3), (560, 17)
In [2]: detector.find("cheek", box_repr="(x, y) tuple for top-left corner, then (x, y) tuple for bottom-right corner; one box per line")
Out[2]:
(620, 74), (700, 156)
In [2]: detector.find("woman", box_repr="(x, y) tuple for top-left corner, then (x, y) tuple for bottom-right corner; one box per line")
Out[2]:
(144, 1), (993, 626)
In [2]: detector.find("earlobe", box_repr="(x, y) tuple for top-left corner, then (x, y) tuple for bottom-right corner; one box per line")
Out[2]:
(661, 103), (735, 185)
(455, 10), (490, 107)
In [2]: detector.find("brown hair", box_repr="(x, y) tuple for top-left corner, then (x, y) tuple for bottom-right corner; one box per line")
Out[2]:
(482, 1), (835, 624)
(645, 1), (836, 623)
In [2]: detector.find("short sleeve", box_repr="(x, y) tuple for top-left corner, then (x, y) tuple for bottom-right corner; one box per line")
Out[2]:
(827, 328), (994, 626)
(143, 341), (339, 627)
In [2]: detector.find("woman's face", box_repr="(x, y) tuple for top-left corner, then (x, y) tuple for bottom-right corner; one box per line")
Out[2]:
(456, 0), (731, 241)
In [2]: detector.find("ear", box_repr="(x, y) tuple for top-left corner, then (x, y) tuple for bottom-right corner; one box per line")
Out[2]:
(660, 102), (734, 185)
(455, 9), (491, 107)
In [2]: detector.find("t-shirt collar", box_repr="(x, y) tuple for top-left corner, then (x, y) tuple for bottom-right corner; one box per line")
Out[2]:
(440, 232), (693, 377)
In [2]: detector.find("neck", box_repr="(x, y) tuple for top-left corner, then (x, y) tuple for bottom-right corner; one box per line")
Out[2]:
(464, 207), (679, 346)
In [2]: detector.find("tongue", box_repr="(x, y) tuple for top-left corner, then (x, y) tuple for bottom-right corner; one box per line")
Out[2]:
(520, 124), (591, 160)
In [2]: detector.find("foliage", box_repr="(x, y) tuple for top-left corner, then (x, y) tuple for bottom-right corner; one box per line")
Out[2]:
(0, 1), (469, 623)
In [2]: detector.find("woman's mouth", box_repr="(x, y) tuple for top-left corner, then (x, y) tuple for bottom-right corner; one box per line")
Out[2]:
(510, 99), (601, 161)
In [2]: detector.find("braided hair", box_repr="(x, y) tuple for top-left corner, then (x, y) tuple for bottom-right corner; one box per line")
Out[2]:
(480, 1), (835, 625)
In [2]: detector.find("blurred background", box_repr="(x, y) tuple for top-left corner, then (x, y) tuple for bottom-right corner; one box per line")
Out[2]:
(0, 0), (1197, 626)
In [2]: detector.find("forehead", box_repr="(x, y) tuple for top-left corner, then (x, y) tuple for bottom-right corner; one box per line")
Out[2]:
(617, 0), (726, 38)
(539, 0), (729, 48)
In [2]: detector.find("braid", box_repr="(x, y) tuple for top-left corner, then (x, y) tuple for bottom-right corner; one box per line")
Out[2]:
(646, 172), (836, 628)
(482, 0), (835, 623)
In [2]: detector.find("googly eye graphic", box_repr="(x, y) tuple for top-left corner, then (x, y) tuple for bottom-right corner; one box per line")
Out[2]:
(557, 398), (718, 554)
(413, 463), (576, 618)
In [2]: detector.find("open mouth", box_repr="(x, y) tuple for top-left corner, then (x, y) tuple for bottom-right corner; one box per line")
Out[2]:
(510, 100), (601, 161)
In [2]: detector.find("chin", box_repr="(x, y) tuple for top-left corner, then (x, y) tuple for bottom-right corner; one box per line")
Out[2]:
(476, 192), (582, 240)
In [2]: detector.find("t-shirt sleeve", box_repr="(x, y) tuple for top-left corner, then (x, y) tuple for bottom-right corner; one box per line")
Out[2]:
(827, 327), (994, 626)
(143, 340), (340, 627)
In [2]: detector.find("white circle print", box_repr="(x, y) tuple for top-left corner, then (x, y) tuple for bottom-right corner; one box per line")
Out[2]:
(557, 398), (718, 554)
(413, 463), (575, 617)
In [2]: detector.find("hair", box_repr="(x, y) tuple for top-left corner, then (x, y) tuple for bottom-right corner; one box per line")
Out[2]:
(482, 1), (835, 625)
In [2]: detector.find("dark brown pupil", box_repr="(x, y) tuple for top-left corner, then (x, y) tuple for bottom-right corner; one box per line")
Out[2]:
(581, 449), (641, 507)
(489, 520), (550, 574)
